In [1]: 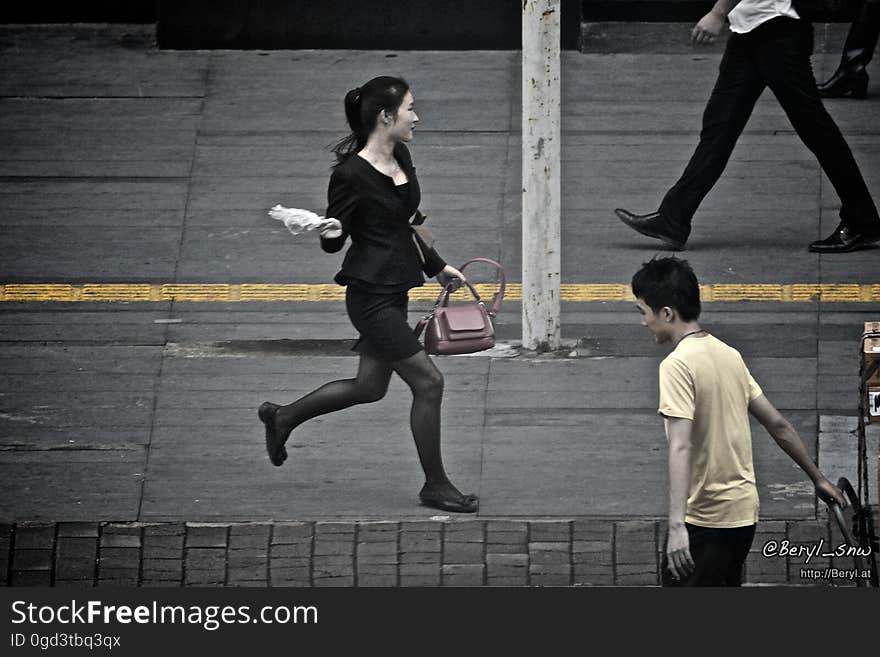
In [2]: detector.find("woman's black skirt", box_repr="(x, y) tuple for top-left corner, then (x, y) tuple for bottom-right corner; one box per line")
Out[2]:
(345, 285), (423, 362)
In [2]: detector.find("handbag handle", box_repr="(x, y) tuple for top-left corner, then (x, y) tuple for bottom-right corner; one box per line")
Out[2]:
(435, 280), (482, 309)
(456, 257), (506, 317)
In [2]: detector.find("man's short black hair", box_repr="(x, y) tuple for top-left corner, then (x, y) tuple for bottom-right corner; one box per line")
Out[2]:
(631, 256), (701, 321)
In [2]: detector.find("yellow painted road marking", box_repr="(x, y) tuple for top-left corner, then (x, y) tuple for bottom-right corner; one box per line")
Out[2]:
(1, 283), (879, 303)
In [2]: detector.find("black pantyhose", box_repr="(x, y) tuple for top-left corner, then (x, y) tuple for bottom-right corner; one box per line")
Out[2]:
(272, 350), (465, 498)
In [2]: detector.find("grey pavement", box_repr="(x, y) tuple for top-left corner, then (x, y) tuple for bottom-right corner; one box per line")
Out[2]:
(0, 23), (878, 586)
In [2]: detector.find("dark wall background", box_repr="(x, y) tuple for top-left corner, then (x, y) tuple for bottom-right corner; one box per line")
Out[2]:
(0, 1), (855, 46)
(0, 1), (157, 23)
(157, 0), (582, 50)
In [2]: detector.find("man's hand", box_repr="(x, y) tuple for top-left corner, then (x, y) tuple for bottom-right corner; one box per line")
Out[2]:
(319, 218), (343, 239)
(666, 523), (695, 581)
(815, 478), (847, 508)
(692, 10), (725, 45)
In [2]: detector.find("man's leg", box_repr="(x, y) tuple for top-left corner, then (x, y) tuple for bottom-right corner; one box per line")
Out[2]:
(657, 35), (766, 234)
(757, 19), (880, 249)
(725, 524), (757, 586)
(662, 524), (753, 587)
(818, 0), (880, 98)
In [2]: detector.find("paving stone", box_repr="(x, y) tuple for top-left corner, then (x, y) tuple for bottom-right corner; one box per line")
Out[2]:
(12, 570), (52, 586)
(14, 524), (55, 549)
(13, 549), (53, 571)
(356, 541), (397, 556)
(141, 559), (183, 579)
(271, 522), (314, 544)
(745, 552), (789, 584)
(529, 564), (572, 586)
(441, 564), (485, 586)
(443, 541), (484, 564)
(529, 520), (571, 542)
(227, 580), (267, 588)
(101, 524), (141, 550)
(486, 528), (528, 542)
(400, 551), (442, 565)
(57, 522), (100, 538)
(486, 527), (528, 544)
(486, 520), (527, 533)
(100, 533), (142, 549)
(185, 525), (228, 548)
(315, 521), (357, 535)
(54, 579), (97, 588)
(98, 570), (139, 585)
(57, 536), (98, 558)
(312, 554), (352, 565)
(229, 525), (271, 550)
(529, 542), (570, 565)
(400, 574), (442, 587)
(616, 572), (658, 586)
(399, 534), (441, 552)
(271, 543), (312, 559)
(313, 539), (354, 556)
(487, 553), (528, 580)
(270, 560), (311, 574)
(313, 575), (354, 587)
(143, 533), (185, 556)
(142, 547), (184, 560)
(143, 524), (186, 538)
(487, 553), (528, 567)
(572, 520), (614, 542)
(572, 539), (612, 555)
(443, 522), (485, 542)
(399, 562), (442, 579)
(399, 521), (445, 532)
(313, 562), (353, 580)
(487, 575), (529, 586)
(185, 548), (227, 570)
(271, 579), (311, 587)
(227, 554), (267, 570)
(486, 542), (529, 554)
(55, 545), (98, 581)
(572, 565), (615, 586)
(357, 521), (400, 542)
(184, 571), (225, 586)
(228, 567), (267, 583)
(140, 580), (183, 587)
(355, 574), (397, 587)
(99, 547), (141, 568)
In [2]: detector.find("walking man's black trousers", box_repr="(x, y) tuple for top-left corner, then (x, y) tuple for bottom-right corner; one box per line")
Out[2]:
(659, 16), (879, 235)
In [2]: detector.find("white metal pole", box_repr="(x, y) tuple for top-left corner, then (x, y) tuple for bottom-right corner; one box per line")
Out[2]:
(522, 0), (561, 352)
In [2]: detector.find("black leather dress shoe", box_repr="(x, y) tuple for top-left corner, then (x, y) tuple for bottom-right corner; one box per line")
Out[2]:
(817, 66), (869, 99)
(808, 224), (880, 253)
(615, 208), (688, 251)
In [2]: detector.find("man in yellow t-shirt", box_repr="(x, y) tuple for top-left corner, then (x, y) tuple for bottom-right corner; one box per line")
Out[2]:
(631, 256), (845, 586)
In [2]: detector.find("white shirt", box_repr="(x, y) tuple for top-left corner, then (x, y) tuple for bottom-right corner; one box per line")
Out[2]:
(728, 0), (800, 34)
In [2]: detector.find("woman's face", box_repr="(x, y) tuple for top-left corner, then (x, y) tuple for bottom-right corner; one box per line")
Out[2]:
(388, 91), (418, 142)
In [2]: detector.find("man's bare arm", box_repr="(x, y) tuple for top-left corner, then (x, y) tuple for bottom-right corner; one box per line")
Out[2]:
(748, 395), (846, 507)
(665, 417), (696, 580)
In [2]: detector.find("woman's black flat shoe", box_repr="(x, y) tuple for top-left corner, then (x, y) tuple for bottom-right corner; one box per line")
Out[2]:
(258, 401), (287, 466)
(419, 486), (479, 513)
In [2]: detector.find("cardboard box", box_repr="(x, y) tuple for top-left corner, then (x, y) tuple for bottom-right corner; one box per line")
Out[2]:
(865, 322), (880, 423)
(869, 388), (880, 418)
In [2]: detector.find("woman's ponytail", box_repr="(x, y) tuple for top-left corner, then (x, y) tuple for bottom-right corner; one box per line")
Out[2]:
(331, 77), (409, 167)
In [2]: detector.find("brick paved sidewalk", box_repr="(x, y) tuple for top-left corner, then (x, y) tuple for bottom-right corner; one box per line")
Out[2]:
(0, 518), (859, 587)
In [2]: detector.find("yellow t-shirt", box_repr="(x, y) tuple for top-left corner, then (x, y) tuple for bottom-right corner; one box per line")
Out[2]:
(658, 334), (763, 528)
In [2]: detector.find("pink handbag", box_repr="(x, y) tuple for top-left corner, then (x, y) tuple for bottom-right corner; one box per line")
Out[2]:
(414, 257), (506, 356)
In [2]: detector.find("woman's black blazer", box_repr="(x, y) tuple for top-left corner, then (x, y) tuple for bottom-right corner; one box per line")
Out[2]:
(320, 143), (446, 290)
